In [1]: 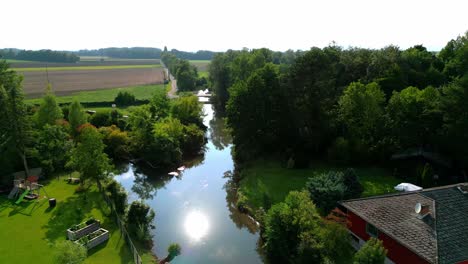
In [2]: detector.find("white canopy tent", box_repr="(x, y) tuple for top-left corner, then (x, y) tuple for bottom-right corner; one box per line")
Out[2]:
(394, 183), (423, 192)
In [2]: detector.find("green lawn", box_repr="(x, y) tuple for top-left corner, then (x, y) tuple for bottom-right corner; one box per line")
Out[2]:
(26, 84), (166, 104)
(198, 71), (209, 78)
(14, 64), (161, 72)
(238, 159), (401, 212)
(0, 176), (157, 264)
(189, 60), (210, 72)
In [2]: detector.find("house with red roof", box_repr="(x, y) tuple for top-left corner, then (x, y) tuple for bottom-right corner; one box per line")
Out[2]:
(340, 183), (468, 264)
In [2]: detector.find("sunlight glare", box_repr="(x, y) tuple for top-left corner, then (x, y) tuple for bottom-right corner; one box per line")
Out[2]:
(184, 210), (209, 241)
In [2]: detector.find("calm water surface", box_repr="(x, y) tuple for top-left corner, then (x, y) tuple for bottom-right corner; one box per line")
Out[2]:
(114, 104), (263, 263)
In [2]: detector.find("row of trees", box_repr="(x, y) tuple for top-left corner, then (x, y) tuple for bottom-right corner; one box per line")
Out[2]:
(75, 46), (215, 60)
(210, 32), (468, 173)
(161, 52), (201, 91)
(0, 49), (79, 63)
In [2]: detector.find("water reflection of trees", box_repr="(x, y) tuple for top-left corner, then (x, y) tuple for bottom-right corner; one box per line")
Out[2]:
(130, 165), (171, 200)
(223, 170), (259, 234)
(209, 114), (232, 150)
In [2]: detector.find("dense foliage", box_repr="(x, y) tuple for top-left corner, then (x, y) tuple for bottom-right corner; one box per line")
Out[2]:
(114, 91), (136, 106)
(53, 241), (87, 264)
(35, 85), (63, 128)
(68, 100), (87, 135)
(0, 60), (31, 176)
(128, 93), (205, 167)
(353, 238), (387, 264)
(263, 190), (350, 263)
(211, 32), (468, 178)
(161, 52), (204, 91)
(306, 169), (363, 213)
(0, 49), (79, 63)
(105, 179), (128, 215)
(67, 126), (112, 188)
(126, 200), (155, 241)
(34, 124), (72, 174)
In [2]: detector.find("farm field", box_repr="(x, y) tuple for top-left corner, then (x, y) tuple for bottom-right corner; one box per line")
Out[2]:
(14, 64), (161, 72)
(26, 84), (166, 104)
(19, 67), (165, 98)
(0, 176), (157, 264)
(189, 60), (210, 72)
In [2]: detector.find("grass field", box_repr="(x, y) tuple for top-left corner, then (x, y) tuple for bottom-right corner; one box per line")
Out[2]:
(238, 159), (401, 212)
(26, 84), (166, 104)
(0, 176), (156, 264)
(198, 71), (209, 78)
(14, 64), (161, 72)
(189, 60), (210, 72)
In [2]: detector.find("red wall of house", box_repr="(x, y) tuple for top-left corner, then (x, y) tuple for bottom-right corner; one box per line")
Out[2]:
(457, 261), (468, 264)
(347, 211), (430, 264)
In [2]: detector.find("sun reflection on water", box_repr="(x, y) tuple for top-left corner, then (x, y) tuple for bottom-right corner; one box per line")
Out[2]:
(184, 210), (210, 241)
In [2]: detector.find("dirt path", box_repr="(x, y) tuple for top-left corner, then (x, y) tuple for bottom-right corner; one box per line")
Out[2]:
(167, 72), (178, 99)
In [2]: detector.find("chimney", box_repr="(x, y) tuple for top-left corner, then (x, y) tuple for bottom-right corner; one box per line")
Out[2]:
(415, 203), (430, 219)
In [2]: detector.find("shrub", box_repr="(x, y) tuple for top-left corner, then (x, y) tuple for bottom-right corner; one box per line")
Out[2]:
(99, 125), (129, 159)
(53, 241), (87, 264)
(181, 123), (205, 154)
(343, 168), (363, 199)
(114, 91), (136, 106)
(264, 191), (325, 263)
(90, 111), (111, 127)
(105, 179), (128, 215)
(353, 238), (387, 264)
(167, 243), (182, 261)
(126, 200), (155, 241)
(306, 171), (346, 213)
(171, 95), (204, 126)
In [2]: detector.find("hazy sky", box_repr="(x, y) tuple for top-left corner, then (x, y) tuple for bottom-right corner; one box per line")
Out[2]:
(2, 0), (467, 51)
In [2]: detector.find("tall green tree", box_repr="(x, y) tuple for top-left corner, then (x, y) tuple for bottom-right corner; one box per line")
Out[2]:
(68, 100), (86, 134)
(35, 124), (72, 174)
(35, 85), (63, 128)
(264, 190), (325, 263)
(338, 82), (386, 155)
(0, 61), (31, 175)
(171, 95), (203, 127)
(68, 125), (112, 188)
(386, 86), (442, 150)
(353, 238), (387, 264)
(227, 63), (287, 161)
(440, 78), (468, 166)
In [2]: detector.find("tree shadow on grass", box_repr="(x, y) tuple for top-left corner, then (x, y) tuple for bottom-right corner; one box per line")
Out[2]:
(42, 189), (110, 243)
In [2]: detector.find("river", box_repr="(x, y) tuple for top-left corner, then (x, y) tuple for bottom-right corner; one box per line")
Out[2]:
(114, 104), (264, 263)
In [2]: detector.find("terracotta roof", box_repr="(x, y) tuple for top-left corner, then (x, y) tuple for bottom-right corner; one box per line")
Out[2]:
(341, 183), (468, 264)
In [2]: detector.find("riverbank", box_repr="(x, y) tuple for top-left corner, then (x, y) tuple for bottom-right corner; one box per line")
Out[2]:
(237, 159), (401, 213)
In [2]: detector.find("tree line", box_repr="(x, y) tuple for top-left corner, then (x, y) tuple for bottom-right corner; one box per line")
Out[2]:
(161, 51), (208, 91)
(0, 48), (79, 63)
(209, 32), (468, 181)
(76, 47), (215, 60)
